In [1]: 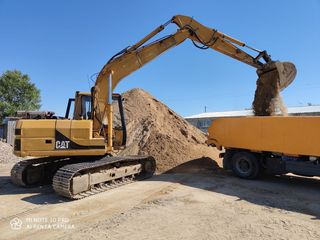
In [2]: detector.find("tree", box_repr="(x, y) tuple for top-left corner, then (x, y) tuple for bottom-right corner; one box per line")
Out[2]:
(0, 70), (41, 121)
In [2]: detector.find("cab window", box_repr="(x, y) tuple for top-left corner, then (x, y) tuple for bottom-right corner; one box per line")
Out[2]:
(81, 96), (92, 120)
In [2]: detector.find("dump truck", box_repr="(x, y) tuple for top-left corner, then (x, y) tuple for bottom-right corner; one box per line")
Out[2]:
(207, 116), (320, 178)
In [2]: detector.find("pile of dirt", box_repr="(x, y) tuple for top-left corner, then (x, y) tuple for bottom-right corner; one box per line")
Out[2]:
(116, 88), (221, 173)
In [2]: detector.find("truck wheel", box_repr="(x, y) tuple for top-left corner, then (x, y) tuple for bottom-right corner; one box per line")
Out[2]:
(231, 152), (260, 179)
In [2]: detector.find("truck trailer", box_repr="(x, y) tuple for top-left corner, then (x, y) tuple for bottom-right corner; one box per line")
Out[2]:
(207, 116), (320, 179)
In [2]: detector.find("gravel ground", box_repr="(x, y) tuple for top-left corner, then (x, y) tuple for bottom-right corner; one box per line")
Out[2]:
(1, 162), (320, 240)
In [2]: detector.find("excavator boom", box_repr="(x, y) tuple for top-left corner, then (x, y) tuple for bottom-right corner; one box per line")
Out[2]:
(93, 15), (296, 148)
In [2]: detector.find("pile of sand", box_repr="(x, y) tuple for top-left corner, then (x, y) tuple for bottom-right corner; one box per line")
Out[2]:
(116, 89), (221, 173)
(0, 141), (23, 164)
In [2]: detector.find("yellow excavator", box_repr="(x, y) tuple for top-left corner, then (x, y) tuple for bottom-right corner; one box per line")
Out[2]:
(11, 15), (296, 199)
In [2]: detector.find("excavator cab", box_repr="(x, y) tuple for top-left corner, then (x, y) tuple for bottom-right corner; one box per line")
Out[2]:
(64, 92), (92, 120)
(64, 91), (127, 148)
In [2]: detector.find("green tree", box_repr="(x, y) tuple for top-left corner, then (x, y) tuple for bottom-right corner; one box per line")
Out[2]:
(0, 70), (41, 121)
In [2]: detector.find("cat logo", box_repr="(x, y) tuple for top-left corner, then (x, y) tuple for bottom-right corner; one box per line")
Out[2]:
(55, 140), (70, 149)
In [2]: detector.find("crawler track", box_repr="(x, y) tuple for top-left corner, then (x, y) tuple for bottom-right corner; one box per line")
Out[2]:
(10, 157), (73, 187)
(52, 156), (156, 199)
(11, 155), (156, 200)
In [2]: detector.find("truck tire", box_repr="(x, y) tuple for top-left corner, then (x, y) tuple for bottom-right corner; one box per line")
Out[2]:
(231, 152), (260, 179)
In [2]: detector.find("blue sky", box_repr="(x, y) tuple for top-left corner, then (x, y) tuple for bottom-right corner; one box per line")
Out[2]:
(1, 0), (319, 117)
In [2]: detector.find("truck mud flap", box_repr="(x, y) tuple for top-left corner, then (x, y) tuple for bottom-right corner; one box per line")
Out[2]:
(265, 157), (286, 175)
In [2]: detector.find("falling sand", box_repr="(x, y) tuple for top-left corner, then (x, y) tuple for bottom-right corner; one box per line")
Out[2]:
(270, 90), (288, 116)
(252, 67), (288, 116)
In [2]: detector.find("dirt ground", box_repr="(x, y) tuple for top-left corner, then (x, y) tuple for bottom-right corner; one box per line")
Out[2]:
(1, 158), (320, 240)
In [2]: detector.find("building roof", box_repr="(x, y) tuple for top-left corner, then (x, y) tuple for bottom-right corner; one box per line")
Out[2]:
(185, 105), (320, 119)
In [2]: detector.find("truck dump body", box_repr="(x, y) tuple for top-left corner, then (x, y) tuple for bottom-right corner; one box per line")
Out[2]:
(208, 116), (320, 157)
(208, 116), (320, 179)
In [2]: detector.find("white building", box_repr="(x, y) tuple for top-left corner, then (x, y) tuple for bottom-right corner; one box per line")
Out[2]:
(185, 106), (320, 133)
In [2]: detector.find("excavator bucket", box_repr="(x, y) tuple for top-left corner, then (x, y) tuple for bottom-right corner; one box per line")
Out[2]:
(274, 61), (297, 90)
(256, 61), (297, 91)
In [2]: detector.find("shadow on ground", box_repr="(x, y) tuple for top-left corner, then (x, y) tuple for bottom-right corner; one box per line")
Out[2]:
(0, 176), (69, 204)
(153, 157), (320, 220)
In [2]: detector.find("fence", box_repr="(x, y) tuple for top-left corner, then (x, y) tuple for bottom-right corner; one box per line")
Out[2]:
(6, 120), (16, 146)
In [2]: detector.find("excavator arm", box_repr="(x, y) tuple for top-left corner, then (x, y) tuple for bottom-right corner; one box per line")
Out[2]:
(93, 15), (296, 150)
